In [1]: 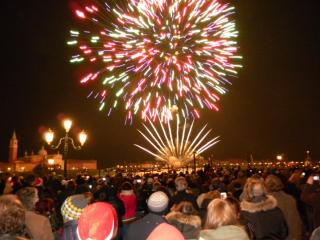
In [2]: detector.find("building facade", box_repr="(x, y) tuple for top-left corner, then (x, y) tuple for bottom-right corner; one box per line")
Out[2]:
(0, 131), (97, 173)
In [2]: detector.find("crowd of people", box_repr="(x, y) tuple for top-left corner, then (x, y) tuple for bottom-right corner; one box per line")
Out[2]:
(0, 164), (320, 240)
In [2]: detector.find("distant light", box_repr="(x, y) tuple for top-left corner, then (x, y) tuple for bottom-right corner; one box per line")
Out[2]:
(276, 154), (283, 161)
(76, 10), (86, 19)
(48, 159), (55, 165)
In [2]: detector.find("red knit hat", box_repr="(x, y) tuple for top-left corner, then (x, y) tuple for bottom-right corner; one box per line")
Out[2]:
(77, 202), (118, 240)
(32, 177), (43, 187)
(147, 223), (185, 240)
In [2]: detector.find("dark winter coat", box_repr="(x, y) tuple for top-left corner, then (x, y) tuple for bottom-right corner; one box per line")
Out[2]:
(301, 183), (320, 230)
(240, 195), (288, 240)
(59, 220), (78, 240)
(171, 190), (199, 210)
(124, 213), (166, 240)
(166, 211), (201, 239)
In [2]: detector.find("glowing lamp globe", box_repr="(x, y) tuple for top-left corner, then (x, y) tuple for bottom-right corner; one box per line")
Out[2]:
(63, 119), (73, 132)
(44, 129), (54, 145)
(79, 130), (87, 146)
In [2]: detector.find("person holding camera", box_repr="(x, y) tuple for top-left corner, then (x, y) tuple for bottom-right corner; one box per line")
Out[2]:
(301, 174), (320, 232)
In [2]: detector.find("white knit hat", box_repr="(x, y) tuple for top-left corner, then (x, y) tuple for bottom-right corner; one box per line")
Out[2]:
(147, 191), (169, 213)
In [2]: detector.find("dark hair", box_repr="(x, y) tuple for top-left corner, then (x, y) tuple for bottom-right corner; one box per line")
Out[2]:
(121, 181), (133, 191)
(0, 195), (25, 235)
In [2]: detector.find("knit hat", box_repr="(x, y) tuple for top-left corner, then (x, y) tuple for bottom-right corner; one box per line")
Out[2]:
(147, 223), (185, 240)
(147, 191), (169, 213)
(77, 202), (118, 240)
(61, 194), (89, 223)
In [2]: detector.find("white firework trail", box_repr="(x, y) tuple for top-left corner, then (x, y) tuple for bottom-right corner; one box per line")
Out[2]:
(134, 117), (219, 166)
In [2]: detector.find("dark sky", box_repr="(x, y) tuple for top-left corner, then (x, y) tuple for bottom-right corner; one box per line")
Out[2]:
(1, 0), (320, 167)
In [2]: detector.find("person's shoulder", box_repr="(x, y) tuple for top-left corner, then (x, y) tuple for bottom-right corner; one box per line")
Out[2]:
(25, 210), (50, 224)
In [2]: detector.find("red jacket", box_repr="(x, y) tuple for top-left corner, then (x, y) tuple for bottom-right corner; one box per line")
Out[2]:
(118, 190), (137, 221)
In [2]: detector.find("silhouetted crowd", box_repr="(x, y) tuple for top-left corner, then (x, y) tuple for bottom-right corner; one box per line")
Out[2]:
(0, 165), (320, 240)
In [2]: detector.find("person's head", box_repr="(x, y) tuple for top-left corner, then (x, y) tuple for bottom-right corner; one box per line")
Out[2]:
(172, 201), (197, 215)
(16, 187), (39, 211)
(121, 181), (133, 191)
(0, 194), (25, 235)
(175, 176), (188, 191)
(147, 223), (185, 240)
(205, 198), (237, 229)
(265, 175), (284, 192)
(205, 190), (220, 200)
(243, 177), (267, 202)
(225, 197), (241, 218)
(77, 202), (118, 240)
(61, 193), (92, 223)
(147, 191), (169, 214)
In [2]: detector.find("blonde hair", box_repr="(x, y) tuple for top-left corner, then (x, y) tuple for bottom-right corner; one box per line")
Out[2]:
(205, 198), (237, 229)
(243, 177), (267, 201)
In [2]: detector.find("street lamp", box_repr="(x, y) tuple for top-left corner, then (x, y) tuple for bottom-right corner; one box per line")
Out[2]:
(44, 119), (87, 178)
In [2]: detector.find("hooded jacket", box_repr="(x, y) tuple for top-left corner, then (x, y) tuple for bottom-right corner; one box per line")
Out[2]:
(240, 195), (288, 240)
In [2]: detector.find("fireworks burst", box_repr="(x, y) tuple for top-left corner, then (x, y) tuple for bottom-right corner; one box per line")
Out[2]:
(134, 117), (219, 167)
(69, 0), (242, 123)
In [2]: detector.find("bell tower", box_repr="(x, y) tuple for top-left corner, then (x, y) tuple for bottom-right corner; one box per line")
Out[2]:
(8, 131), (18, 164)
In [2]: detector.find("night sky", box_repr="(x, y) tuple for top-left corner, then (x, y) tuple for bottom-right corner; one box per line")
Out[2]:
(1, 0), (320, 167)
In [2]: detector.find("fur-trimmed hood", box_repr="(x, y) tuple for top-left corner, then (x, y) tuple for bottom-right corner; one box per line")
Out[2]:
(240, 195), (277, 213)
(166, 211), (201, 228)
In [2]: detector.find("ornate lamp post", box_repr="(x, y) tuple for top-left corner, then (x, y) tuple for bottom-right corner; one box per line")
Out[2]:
(44, 119), (87, 178)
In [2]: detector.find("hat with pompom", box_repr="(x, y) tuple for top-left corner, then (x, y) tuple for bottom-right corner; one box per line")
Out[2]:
(77, 202), (118, 240)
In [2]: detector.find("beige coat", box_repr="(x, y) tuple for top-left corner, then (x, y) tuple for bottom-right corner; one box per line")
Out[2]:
(270, 191), (302, 240)
(25, 210), (54, 240)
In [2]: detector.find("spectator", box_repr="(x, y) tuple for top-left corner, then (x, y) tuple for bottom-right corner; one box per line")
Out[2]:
(301, 175), (320, 231)
(125, 191), (169, 240)
(200, 198), (249, 240)
(265, 174), (302, 240)
(105, 187), (125, 240)
(0, 194), (29, 240)
(118, 182), (137, 223)
(240, 177), (288, 239)
(166, 201), (201, 239)
(225, 196), (241, 219)
(60, 193), (91, 240)
(147, 223), (185, 240)
(171, 177), (198, 210)
(199, 190), (220, 224)
(310, 226), (320, 240)
(16, 187), (54, 240)
(77, 202), (118, 240)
